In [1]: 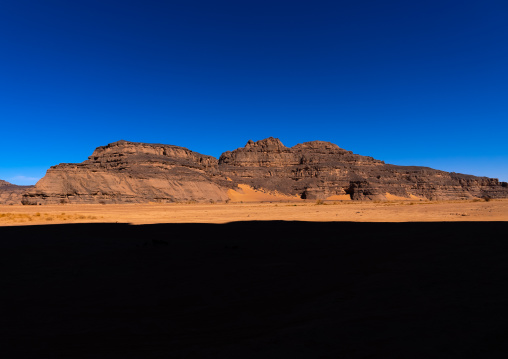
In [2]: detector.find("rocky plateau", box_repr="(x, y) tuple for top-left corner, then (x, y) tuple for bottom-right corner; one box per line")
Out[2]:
(3, 137), (506, 205)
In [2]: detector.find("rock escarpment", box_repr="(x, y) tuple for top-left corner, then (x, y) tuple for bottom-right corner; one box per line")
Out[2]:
(219, 137), (508, 201)
(0, 180), (33, 205)
(21, 137), (508, 204)
(22, 141), (235, 204)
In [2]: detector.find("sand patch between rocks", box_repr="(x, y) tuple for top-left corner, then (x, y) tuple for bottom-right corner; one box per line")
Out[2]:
(228, 184), (301, 202)
(326, 194), (351, 201)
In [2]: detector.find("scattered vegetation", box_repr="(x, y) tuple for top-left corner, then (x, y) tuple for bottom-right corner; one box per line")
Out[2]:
(0, 212), (100, 223)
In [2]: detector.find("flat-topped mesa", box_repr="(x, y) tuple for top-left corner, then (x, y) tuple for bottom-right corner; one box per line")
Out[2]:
(17, 137), (508, 204)
(22, 141), (234, 205)
(87, 140), (219, 171)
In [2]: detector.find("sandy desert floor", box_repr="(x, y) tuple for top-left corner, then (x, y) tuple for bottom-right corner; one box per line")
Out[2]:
(3, 192), (508, 357)
(1, 198), (507, 226)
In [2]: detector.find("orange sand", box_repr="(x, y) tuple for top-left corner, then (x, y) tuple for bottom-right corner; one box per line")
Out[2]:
(1, 198), (507, 226)
(228, 184), (302, 202)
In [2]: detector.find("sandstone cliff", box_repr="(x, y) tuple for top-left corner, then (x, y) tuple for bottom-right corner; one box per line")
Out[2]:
(219, 137), (508, 201)
(22, 140), (235, 204)
(21, 137), (508, 204)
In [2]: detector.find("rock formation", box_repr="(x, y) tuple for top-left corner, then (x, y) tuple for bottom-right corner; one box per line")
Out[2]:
(22, 141), (235, 204)
(219, 137), (508, 200)
(0, 180), (34, 205)
(21, 137), (508, 204)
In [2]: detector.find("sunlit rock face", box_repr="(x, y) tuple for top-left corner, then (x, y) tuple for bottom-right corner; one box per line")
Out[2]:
(22, 141), (235, 204)
(21, 137), (508, 204)
(219, 138), (508, 201)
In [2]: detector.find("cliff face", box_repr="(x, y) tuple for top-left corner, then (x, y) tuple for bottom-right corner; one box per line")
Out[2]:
(21, 137), (508, 204)
(219, 137), (508, 201)
(0, 180), (33, 205)
(22, 141), (235, 204)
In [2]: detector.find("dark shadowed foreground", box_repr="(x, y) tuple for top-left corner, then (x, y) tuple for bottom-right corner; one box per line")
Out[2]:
(2, 222), (508, 358)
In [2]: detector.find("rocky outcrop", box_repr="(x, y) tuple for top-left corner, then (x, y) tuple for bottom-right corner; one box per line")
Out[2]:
(0, 180), (33, 205)
(21, 137), (508, 204)
(219, 137), (508, 201)
(22, 141), (235, 204)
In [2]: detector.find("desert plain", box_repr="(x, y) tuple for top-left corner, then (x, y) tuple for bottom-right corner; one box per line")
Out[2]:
(3, 186), (508, 358)
(1, 197), (507, 226)
(3, 199), (508, 358)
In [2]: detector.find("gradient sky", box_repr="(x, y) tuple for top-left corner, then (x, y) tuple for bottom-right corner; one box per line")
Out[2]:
(1, 0), (507, 185)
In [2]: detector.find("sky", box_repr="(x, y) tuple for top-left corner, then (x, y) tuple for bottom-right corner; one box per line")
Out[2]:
(0, 0), (507, 185)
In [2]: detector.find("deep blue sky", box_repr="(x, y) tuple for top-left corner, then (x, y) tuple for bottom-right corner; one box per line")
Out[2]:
(1, 0), (507, 185)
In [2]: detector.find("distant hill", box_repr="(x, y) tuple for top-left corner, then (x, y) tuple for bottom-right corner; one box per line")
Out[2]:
(19, 138), (508, 204)
(0, 180), (34, 205)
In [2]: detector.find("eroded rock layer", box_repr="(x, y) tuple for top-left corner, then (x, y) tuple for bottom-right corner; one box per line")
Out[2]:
(219, 137), (508, 201)
(21, 137), (508, 204)
(22, 141), (235, 204)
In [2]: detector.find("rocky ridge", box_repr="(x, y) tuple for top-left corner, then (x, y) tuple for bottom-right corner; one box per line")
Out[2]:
(219, 137), (508, 200)
(22, 140), (235, 204)
(18, 137), (508, 204)
(0, 180), (34, 205)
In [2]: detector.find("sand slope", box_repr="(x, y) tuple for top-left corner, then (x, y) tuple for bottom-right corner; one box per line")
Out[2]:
(227, 184), (302, 202)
